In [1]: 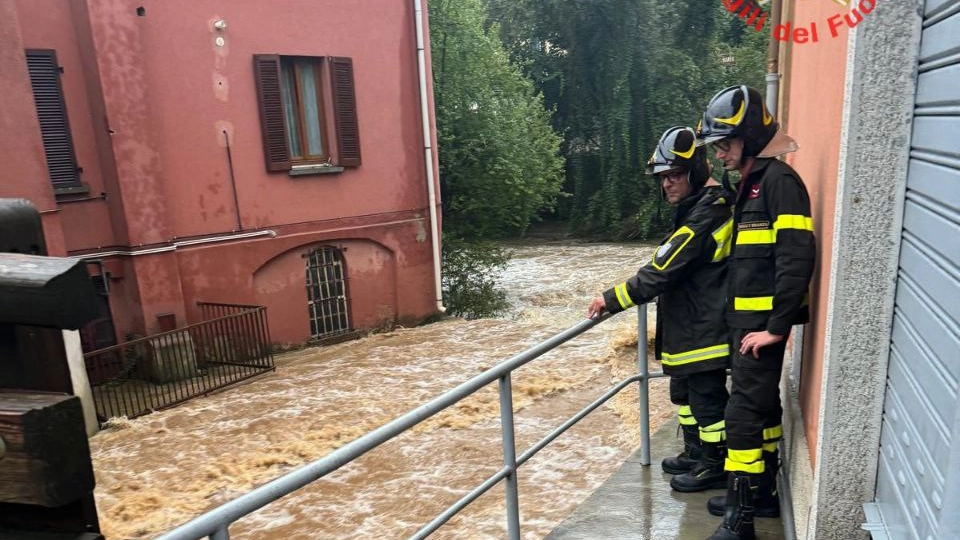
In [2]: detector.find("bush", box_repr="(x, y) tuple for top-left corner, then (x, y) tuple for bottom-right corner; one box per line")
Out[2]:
(441, 238), (511, 319)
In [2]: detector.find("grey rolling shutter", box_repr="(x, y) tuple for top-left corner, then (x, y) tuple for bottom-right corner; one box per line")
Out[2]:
(25, 49), (81, 189)
(872, 2), (960, 538)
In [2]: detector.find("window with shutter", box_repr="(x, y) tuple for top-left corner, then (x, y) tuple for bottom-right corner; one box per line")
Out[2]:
(25, 49), (82, 191)
(253, 54), (361, 173)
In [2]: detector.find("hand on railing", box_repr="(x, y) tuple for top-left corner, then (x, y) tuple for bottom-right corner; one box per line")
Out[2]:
(586, 296), (607, 320)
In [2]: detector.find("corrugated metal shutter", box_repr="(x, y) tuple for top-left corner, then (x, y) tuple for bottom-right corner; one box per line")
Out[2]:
(873, 1), (960, 538)
(25, 49), (81, 189)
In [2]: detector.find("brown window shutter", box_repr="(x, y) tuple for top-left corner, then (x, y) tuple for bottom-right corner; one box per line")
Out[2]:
(253, 54), (291, 172)
(25, 49), (81, 189)
(329, 57), (361, 167)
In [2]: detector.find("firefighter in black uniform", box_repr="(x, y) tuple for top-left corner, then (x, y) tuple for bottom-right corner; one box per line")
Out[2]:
(696, 85), (816, 540)
(587, 126), (733, 493)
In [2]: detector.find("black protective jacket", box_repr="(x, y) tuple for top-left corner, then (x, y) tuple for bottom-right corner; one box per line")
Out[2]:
(601, 186), (733, 376)
(727, 158), (816, 334)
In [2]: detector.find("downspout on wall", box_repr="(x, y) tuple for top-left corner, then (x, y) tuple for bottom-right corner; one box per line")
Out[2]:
(413, 0), (445, 313)
(764, 3), (798, 540)
(765, 0), (783, 117)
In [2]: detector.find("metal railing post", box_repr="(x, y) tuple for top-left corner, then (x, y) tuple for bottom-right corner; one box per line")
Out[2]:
(210, 526), (229, 540)
(498, 373), (521, 540)
(638, 304), (651, 466)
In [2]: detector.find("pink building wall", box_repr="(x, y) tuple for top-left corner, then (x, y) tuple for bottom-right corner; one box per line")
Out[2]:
(2, 0), (442, 345)
(779, 0), (851, 467)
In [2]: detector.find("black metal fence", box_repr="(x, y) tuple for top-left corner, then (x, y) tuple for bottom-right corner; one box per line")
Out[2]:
(84, 302), (275, 421)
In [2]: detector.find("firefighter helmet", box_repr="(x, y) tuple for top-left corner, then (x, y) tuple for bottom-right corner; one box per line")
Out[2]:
(697, 85), (777, 158)
(646, 126), (711, 192)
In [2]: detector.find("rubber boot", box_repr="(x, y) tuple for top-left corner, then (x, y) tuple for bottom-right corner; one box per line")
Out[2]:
(706, 472), (757, 540)
(670, 441), (727, 492)
(708, 450), (780, 517)
(662, 424), (702, 475)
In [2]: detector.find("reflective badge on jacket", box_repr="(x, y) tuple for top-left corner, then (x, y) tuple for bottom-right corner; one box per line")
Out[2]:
(652, 226), (694, 270)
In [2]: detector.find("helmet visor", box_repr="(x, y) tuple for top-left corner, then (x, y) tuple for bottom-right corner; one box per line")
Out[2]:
(650, 163), (679, 174)
(696, 134), (727, 146)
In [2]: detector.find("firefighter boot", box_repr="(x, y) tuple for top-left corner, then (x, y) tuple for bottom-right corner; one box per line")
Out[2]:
(707, 472), (757, 540)
(662, 424), (702, 475)
(670, 441), (727, 492)
(708, 450), (781, 517)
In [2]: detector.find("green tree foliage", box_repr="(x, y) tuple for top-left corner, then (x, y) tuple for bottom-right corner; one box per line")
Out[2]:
(441, 237), (510, 319)
(430, 0), (565, 239)
(484, 0), (769, 239)
(431, 0), (565, 318)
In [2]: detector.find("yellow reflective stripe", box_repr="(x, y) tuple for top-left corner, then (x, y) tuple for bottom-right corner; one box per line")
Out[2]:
(661, 344), (730, 367)
(773, 214), (814, 233)
(726, 459), (765, 474)
(763, 442), (779, 453)
(735, 228), (775, 245)
(726, 448), (764, 474)
(734, 296), (773, 311)
(678, 406), (697, 426)
(712, 218), (733, 262)
(702, 431), (725, 443)
(613, 283), (635, 310)
(652, 226), (695, 271)
(700, 421), (726, 443)
(763, 425), (783, 442)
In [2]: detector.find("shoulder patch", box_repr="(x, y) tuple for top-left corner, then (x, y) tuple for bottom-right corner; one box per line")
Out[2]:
(652, 226), (695, 270)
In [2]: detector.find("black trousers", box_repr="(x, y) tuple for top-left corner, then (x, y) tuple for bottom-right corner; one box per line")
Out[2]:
(725, 328), (789, 466)
(669, 367), (729, 431)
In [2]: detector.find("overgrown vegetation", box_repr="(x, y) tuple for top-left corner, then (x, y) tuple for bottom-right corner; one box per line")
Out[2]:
(431, 0), (768, 317)
(484, 0), (768, 239)
(440, 237), (511, 319)
(431, 0), (564, 317)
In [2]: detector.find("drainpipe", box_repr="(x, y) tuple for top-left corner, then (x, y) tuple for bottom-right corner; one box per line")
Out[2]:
(414, 0), (446, 313)
(765, 0), (783, 116)
(765, 4), (799, 539)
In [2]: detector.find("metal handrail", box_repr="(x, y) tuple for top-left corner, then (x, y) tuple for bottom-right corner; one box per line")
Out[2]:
(155, 305), (664, 540)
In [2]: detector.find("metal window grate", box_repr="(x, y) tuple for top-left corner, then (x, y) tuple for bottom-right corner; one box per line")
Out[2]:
(305, 247), (351, 338)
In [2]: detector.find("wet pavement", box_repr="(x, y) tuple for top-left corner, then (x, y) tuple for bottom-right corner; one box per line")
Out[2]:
(546, 418), (786, 540)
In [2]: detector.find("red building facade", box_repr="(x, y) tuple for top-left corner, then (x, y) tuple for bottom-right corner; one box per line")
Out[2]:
(0, 0), (443, 347)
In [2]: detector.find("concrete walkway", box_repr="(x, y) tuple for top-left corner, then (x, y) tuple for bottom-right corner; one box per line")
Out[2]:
(545, 420), (785, 540)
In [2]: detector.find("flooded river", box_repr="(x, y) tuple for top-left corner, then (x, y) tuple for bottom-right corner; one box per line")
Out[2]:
(90, 240), (674, 539)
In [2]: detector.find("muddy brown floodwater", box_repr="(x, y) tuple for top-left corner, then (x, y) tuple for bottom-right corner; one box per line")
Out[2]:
(90, 240), (675, 539)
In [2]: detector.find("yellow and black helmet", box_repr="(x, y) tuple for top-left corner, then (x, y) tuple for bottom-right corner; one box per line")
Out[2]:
(646, 126), (711, 191)
(697, 85), (777, 158)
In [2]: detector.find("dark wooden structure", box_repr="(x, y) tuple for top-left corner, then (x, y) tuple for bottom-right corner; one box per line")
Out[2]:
(0, 199), (103, 539)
